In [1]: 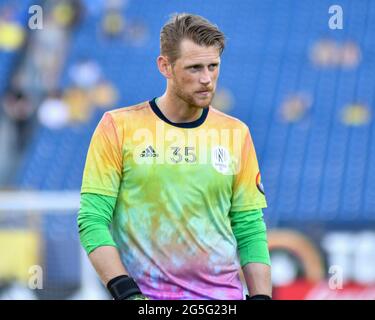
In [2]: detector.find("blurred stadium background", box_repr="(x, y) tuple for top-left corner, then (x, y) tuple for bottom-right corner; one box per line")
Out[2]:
(0, 0), (374, 300)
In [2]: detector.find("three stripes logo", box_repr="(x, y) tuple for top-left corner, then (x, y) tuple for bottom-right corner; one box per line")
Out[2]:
(140, 145), (159, 158)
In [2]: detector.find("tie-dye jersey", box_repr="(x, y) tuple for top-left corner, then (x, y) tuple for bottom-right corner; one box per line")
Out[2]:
(81, 99), (267, 300)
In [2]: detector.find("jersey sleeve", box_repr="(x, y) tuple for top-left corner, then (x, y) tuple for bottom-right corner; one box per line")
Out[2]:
(231, 126), (267, 211)
(81, 112), (123, 197)
(78, 192), (118, 254)
(229, 208), (270, 267)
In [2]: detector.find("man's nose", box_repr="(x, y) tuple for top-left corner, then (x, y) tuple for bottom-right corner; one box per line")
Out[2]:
(199, 68), (211, 85)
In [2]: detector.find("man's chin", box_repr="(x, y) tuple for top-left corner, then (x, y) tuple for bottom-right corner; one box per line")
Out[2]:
(193, 96), (213, 108)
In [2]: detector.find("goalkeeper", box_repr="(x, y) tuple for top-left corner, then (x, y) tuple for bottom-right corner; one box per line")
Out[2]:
(78, 13), (272, 300)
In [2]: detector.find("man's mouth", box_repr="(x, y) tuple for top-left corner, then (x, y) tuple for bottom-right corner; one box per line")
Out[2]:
(196, 90), (211, 96)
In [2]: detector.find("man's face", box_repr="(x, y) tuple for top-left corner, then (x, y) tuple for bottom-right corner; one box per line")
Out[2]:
(169, 39), (221, 109)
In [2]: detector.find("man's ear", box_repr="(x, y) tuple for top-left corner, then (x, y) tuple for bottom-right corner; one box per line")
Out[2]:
(157, 55), (173, 79)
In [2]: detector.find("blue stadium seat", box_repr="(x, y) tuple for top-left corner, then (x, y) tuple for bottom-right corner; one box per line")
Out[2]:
(13, 0), (375, 228)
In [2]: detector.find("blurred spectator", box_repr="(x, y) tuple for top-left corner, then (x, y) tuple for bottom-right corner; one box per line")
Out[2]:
(15, 14), (69, 95)
(99, 0), (129, 40)
(340, 41), (361, 68)
(88, 80), (118, 109)
(63, 87), (91, 122)
(310, 39), (361, 68)
(37, 91), (69, 129)
(101, 9), (125, 39)
(52, 0), (83, 29)
(96, 0), (148, 46)
(62, 80), (118, 122)
(341, 103), (371, 126)
(310, 39), (339, 67)
(2, 89), (35, 150)
(0, 9), (25, 51)
(65, 58), (118, 122)
(280, 93), (312, 123)
(68, 58), (102, 89)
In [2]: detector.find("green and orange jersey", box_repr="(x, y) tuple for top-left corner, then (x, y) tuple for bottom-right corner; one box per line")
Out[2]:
(81, 98), (267, 299)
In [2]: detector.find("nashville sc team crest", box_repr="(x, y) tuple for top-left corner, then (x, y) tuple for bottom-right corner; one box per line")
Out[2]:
(211, 146), (231, 174)
(256, 172), (265, 195)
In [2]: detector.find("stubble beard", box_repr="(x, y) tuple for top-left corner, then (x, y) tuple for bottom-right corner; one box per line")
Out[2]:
(174, 82), (215, 109)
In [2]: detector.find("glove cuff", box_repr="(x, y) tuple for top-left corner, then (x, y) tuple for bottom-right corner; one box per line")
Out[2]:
(107, 275), (142, 300)
(246, 294), (272, 300)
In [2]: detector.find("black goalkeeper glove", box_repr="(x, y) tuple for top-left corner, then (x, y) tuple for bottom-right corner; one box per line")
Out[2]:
(246, 294), (272, 300)
(107, 275), (149, 300)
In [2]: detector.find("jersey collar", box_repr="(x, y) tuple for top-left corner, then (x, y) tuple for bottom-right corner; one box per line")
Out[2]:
(149, 97), (209, 128)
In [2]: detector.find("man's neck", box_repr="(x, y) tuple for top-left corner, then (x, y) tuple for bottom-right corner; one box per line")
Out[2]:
(156, 93), (204, 123)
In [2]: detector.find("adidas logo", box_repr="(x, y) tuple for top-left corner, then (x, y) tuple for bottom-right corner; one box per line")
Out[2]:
(140, 145), (158, 158)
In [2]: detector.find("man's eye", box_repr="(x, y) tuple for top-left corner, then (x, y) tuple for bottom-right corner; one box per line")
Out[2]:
(209, 64), (218, 71)
(190, 66), (201, 71)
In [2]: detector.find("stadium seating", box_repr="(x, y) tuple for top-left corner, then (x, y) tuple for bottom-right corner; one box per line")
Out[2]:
(0, 0), (31, 94)
(13, 0), (375, 226)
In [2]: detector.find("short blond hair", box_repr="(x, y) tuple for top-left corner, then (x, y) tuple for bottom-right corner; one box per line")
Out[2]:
(160, 13), (225, 63)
